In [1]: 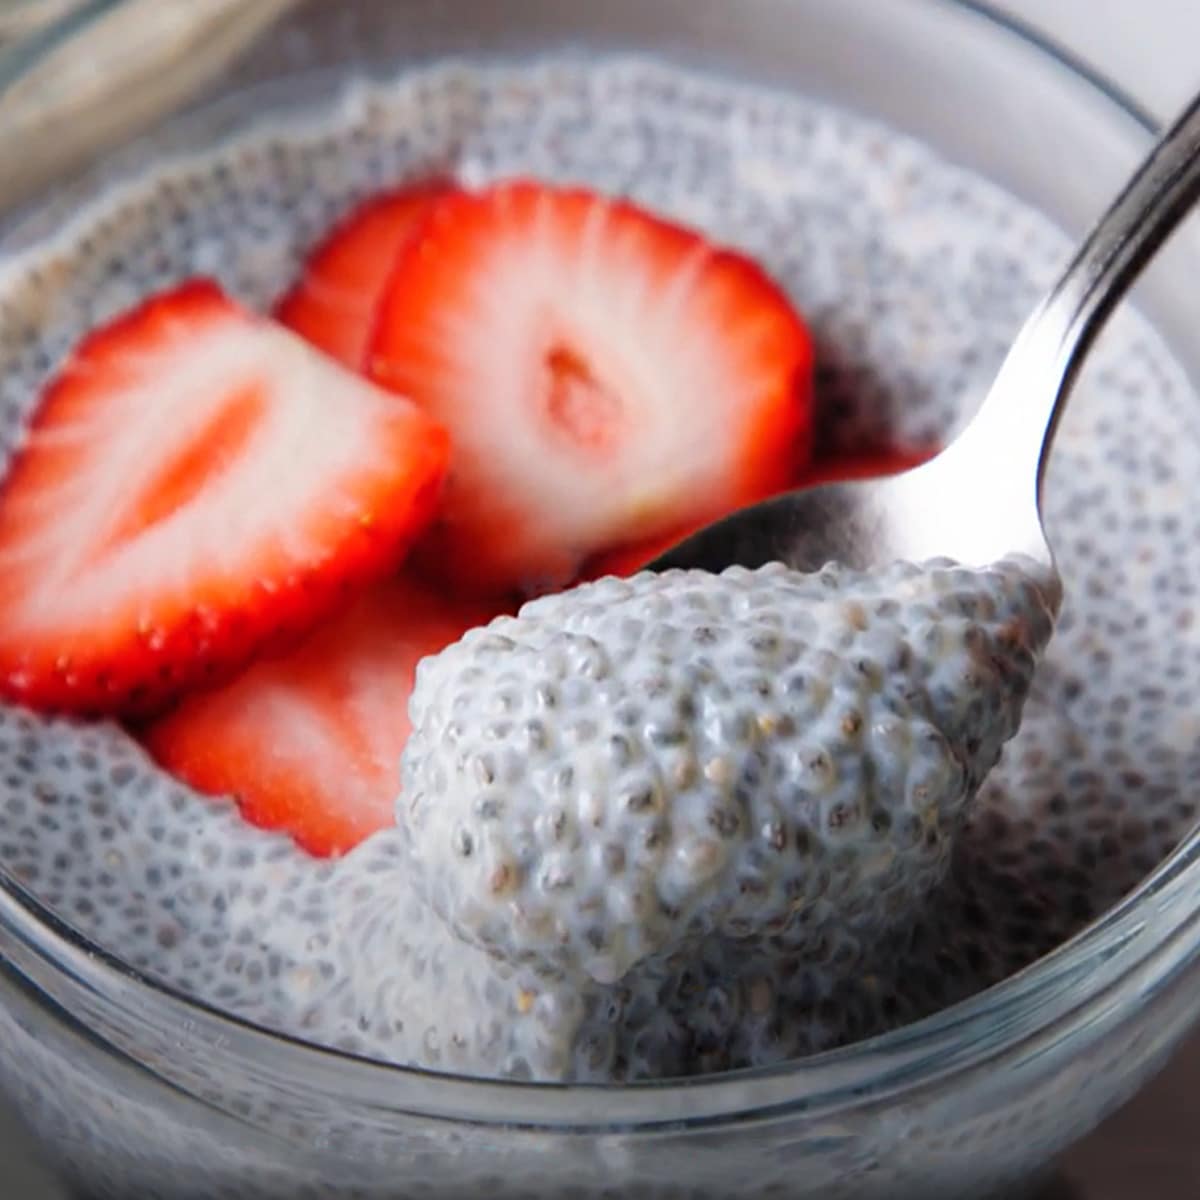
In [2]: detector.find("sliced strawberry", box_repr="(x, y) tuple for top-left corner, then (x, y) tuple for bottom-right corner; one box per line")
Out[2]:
(800, 444), (937, 486)
(142, 576), (499, 857)
(0, 280), (450, 718)
(581, 444), (940, 579)
(367, 180), (815, 596)
(580, 526), (697, 581)
(275, 182), (453, 369)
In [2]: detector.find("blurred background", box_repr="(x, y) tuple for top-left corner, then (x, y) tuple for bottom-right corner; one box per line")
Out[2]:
(1, 1), (1199, 1197)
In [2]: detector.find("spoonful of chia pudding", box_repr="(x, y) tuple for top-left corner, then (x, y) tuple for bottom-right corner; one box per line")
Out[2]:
(400, 89), (1200, 984)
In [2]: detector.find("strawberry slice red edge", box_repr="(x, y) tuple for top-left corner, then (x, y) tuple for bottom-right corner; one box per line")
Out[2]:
(275, 181), (455, 370)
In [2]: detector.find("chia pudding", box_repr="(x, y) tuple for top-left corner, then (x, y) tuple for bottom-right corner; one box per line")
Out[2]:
(0, 54), (1196, 1101)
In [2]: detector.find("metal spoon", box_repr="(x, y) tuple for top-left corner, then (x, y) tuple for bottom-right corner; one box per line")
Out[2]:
(652, 90), (1200, 578)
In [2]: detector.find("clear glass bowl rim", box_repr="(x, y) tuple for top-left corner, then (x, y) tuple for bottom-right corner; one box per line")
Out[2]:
(0, 0), (1196, 1133)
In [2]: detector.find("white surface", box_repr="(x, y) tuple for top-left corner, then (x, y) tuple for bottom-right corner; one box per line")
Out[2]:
(4, 3), (1200, 1198)
(1001, 0), (1200, 120)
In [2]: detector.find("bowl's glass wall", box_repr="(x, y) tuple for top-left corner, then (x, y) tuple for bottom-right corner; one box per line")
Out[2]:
(1, 2), (1200, 1198)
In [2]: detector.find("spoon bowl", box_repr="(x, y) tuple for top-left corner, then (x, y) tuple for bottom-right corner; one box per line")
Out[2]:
(645, 449), (1043, 578)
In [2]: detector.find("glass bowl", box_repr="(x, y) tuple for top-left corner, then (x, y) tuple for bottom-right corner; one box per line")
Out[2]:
(1, 2), (1200, 1198)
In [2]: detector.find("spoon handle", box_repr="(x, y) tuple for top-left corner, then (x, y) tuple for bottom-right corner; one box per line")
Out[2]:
(957, 89), (1200, 495)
